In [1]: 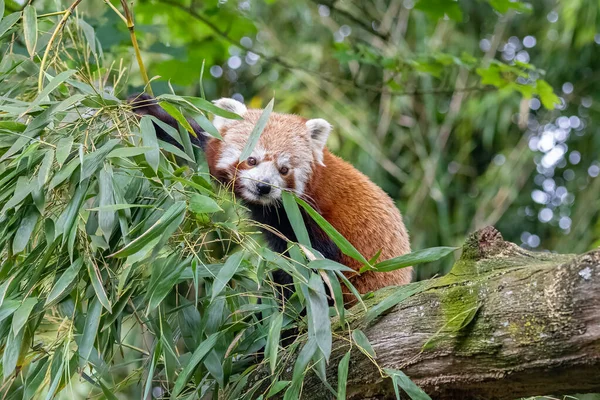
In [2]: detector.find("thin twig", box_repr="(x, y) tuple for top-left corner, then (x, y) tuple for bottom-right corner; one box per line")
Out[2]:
(37, 0), (84, 91)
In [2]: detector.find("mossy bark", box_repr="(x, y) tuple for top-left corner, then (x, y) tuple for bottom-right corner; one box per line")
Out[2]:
(295, 227), (600, 399)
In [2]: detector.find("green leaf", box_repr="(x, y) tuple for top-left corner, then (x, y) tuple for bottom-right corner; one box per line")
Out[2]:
(110, 201), (186, 258)
(306, 273), (332, 360)
(285, 339), (317, 400)
(171, 332), (220, 398)
(239, 98), (273, 161)
(106, 146), (154, 158)
(147, 257), (188, 312)
(80, 139), (119, 181)
(360, 247), (459, 274)
(265, 312), (284, 374)
(3, 326), (25, 379)
(159, 101), (197, 138)
(0, 12), (20, 39)
(86, 260), (112, 313)
(189, 193), (222, 214)
(0, 0), (4, 23)
(45, 258), (84, 307)
(182, 96), (244, 120)
(23, 5), (37, 57)
(55, 137), (73, 167)
(1, 176), (34, 214)
(365, 281), (430, 324)
(79, 297), (102, 362)
(337, 351), (351, 400)
(192, 112), (222, 140)
(536, 79), (560, 110)
(140, 115), (160, 172)
(88, 204), (154, 212)
(49, 157), (80, 190)
(77, 19), (97, 54)
(211, 251), (244, 301)
(12, 297), (37, 336)
(352, 329), (375, 358)
(37, 149), (54, 187)
(415, 0), (462, 21)
(98, 165), (115, 241)
(308, 259), (355, 273)
(267, 381), (290, 398)
(31, 70), (76, 108)
(282, 190), (311, 246)
(0, 300), (20, 324)
(0, 276), (15, 308)
(488, 0), (532, 13)
(296, 196), (370, 266)
(384, 368), (432, 400)
(12, 208), (40, 253)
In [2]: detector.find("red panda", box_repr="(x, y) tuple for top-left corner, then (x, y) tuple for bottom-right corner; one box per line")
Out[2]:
(130, 94), (412, 303)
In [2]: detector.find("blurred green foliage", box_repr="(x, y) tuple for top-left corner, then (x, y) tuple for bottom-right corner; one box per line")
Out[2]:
(0, 0), (599, 399)
(94, 0), (599, 277)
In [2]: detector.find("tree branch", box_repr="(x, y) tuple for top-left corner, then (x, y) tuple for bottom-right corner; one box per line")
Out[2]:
(152, 0), (492, 98)
(256, 227), (600, 399)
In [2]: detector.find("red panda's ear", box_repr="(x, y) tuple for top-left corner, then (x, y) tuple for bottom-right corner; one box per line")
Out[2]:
(212, 98), (247, 130)
(306, 118), (332, 166)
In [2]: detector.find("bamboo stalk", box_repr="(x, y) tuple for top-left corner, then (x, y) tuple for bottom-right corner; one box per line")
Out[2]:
(119, 0), (153, 95)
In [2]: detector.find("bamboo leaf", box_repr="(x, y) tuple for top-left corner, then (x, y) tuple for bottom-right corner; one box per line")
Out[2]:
(3, 327), (25, 379)
(239, 98), (273, 161)
(352, 329), (376, 358)
(107, 146), (154, 158)
(159, 101), (198, 138)
(171, 332), (220, 398)
(0, 12), (19, 39)
(306, 273), (332, 360)
(140, 115), (160, 173)
(23, 6), (37, 57)
(282, 190), (311, 246)
(110, 201), (186, 258)
(86, 260), (112, 313)
(361, 247), (459, 274)
(12, 297), (37, 336)
(189, 193), (222, 214)
(211, 251), (244, 301)
(12, 207), (40, 253)
(337, 351), (351, 400)
(45, 258), (84, 307)
(384, 368), (432, 400)
(296, 196), (370, 266)
(182, 95), (244, 120)
(98, 166), (115, 241)
(55, 137), (73, 167)
(79, 298), (102, 362)
(265, 312), (284, 374)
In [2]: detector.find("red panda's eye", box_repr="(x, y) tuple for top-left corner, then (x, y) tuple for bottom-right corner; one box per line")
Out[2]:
(247, 157), (257, 166)
(279, 166), (289, 175)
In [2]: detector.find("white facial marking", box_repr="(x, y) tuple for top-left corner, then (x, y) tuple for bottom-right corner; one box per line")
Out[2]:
(238, 161), (285, 205)
(216, 146), (241, 170)
(212, 98), (247, 130)
(306, 118), (332, 166)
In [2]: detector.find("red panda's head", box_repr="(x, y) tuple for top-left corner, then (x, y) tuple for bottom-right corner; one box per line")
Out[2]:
(209, 98), (332, 205)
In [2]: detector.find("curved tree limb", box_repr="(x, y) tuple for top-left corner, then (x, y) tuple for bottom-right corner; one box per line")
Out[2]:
(261, 227), (600, 399)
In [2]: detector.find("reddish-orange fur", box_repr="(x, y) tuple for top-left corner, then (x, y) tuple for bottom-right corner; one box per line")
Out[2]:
(205, 109), (412, 300)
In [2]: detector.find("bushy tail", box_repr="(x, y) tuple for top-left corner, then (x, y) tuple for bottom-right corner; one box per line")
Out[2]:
(128, 93), (207, 150)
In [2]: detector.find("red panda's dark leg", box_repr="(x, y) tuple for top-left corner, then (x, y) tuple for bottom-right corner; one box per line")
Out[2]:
(128, 93), (207, 151)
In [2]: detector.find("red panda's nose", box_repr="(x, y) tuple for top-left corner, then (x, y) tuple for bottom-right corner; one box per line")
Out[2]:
(256, 182), (272, 195)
